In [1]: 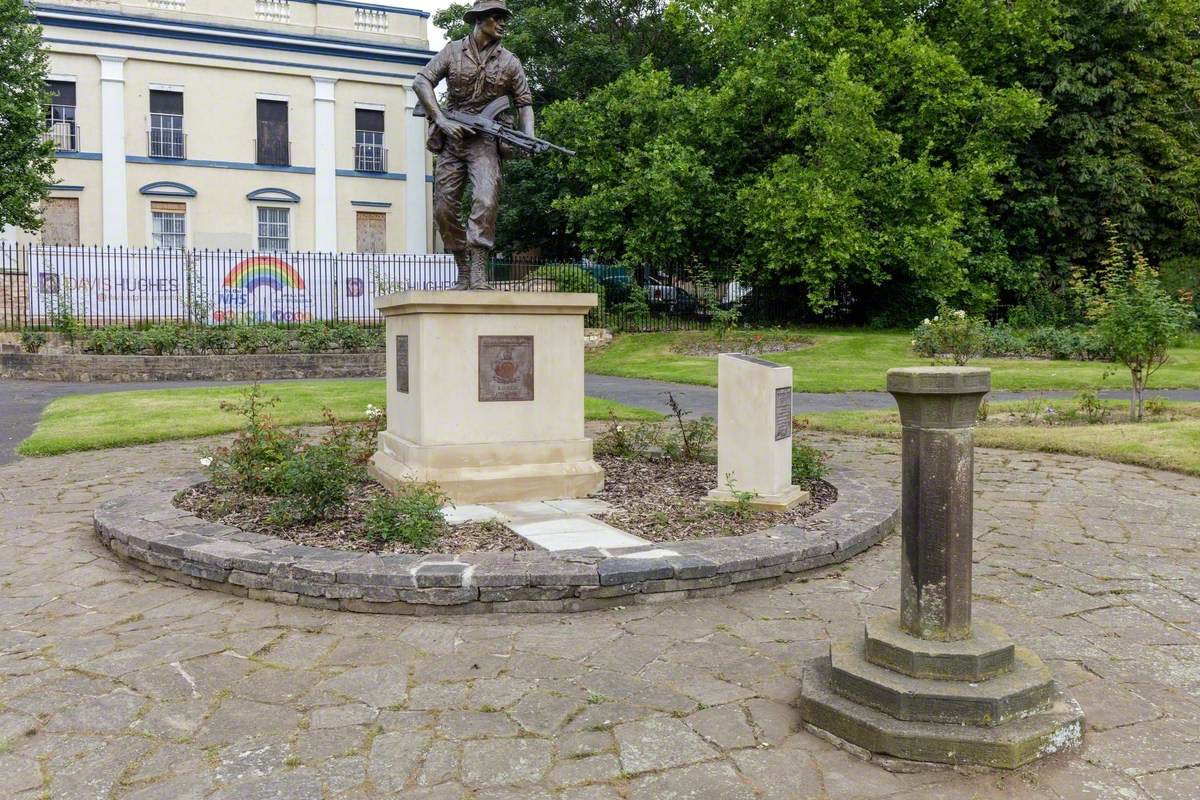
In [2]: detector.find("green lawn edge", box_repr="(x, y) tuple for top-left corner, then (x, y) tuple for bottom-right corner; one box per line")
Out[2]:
(585, 329), (1200, 393)
(798, 401), (1200, 477)
(17, 380), (661, 457)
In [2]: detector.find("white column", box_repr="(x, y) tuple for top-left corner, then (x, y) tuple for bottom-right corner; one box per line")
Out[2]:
(404, 86), (429, 254)
(313, 76), (338, 252)
(98, 55), (128, 246)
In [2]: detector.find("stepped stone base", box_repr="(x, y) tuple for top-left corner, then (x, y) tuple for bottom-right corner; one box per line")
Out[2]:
(830, 638), (1055, 727)
(864, 616), (1014, 681)
(799, 658), (1084, 769)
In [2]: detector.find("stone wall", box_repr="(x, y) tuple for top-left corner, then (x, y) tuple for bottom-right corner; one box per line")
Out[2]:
(0, 352), (386, 382)
(94, 466), (899, 615)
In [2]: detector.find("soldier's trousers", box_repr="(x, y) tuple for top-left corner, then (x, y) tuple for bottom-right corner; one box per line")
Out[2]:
(432, 133), (502, 252)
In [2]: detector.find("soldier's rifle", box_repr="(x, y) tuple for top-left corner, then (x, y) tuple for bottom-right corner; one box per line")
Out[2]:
(414, 96), (575, 157)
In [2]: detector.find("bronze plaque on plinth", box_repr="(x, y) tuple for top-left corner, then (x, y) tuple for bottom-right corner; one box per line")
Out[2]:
(479, 335), (534, 402)
(775, 386), (793, 441)
(395, 335), (409, 393)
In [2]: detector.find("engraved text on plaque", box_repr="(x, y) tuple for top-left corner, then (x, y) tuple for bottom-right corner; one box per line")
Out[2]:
(395, 335), (409, 393)
(775, 386), (792, 441)
(479, 335), (534, 402)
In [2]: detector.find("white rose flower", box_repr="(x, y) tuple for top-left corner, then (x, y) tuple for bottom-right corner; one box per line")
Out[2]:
(954, 309), (967, 319)
(922, 318), (931, 326)
(933, 315), (940, 322)
(200, 456), (213, 467)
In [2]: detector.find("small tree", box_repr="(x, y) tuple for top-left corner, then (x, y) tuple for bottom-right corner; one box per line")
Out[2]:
(1074, 222), (1197, 421)
(0, 0), (55, 231)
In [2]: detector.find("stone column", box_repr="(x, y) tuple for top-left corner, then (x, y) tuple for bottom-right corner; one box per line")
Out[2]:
(403, 87), (429, 253)
(798, 365), (1083, 770)
(98, 54), (128, 247)
(312, 77), (338, 252)
(886, 367), (990, 641)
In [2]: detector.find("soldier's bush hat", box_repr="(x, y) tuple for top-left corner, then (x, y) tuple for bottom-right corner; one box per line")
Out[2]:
(463, 0), (512, 23)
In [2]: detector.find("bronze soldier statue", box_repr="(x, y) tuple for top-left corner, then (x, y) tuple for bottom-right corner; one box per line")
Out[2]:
(413, 0), (535, 290)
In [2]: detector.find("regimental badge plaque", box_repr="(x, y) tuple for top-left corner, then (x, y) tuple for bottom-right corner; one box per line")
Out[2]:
(395, 335), (409, 393)
(775, 386), (793, 441)
(479, 335), (534, 402)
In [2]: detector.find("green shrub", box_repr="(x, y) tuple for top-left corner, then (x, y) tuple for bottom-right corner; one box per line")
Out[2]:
(83, 326), (140, 355)
(612, 287), (652, 331)
(663, 392), (715, 462)
(140, 324), (180, 355)
(363, 484), (449, 548)
(193, 326), (231, 354)
(976, 323), (1024, 357)
(911, 309), (986, 365)
(791, 442), (829, 484)
(297, 320), (335, 353)
(332, 323), (370, 353)
(258, 325), (291, 353)
(231, 325), (265, 354)
(267, 441), (365, 524)
(533, 265), (606, 326)
(19, 328), (46, 353)
(1074, 222), (1197, 421)
(204, 384), (301, 494)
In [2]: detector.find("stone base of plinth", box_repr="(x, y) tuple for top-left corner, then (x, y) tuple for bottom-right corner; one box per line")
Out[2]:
(370, 430), (604, 504)
(705, 484), (809, 512)
(798, 615), (1083, 769)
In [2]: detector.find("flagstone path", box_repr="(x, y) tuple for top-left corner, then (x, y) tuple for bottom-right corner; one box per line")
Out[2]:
(0, 434), (1198, 799)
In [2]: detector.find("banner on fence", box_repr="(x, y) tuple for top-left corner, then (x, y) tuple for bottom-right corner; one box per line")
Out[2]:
(24, 247), (456, 325)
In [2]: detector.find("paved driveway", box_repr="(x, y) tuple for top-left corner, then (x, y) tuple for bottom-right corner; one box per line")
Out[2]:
(0, 434), (1197, 798)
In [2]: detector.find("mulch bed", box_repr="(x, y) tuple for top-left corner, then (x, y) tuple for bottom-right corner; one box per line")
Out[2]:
(176, 454), (836, 554)
(176, 482), (532, 555)
(593, 453), (835, 541)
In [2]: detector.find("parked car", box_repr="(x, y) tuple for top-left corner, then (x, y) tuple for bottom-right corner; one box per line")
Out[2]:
(645, 276), (700, 313)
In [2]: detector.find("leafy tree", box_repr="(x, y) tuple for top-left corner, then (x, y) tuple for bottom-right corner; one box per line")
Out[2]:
(0, 0), (54, 232)
(1073, 222), (1197, 421)
(923, 0), (1200, 309)
(431, 0), (707, 257)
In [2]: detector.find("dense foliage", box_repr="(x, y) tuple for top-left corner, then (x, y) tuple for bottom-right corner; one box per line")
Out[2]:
(0, 0), (54, 232)
(39, 321), (386, 356)
(433, 0), (1200, 324)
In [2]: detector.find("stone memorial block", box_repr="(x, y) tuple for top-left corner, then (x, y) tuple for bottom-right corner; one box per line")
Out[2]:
(705, 353), (808, 511)
(370, 291), (604, 503)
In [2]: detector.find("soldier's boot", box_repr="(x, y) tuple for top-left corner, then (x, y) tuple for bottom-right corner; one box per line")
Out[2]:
(451, 250), (470, 290)
(468, 247), (493, 290)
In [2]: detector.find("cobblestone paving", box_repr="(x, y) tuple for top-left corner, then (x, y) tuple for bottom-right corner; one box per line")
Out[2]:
(1, 435), (1198, 799)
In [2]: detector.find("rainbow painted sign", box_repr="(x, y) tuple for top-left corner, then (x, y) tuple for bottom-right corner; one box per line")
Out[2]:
(222, 255), (306, 293)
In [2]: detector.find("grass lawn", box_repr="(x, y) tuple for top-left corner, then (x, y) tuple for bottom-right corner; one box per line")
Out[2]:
(586, 329), (1200, 393)
(18, 380), (661, 457)
(797, 399), (1200, 477)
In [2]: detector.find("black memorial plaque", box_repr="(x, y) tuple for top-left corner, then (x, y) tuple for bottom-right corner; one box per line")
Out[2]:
(479, 335), (534, 402)
(395, 335), (409, 393)
(775, 386), (792, 441)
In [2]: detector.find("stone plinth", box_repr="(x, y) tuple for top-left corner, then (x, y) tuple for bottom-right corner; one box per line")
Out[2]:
(798, 367), (1083, 768)
(369, 291), (604, 503)
(706, 354), (808, 511)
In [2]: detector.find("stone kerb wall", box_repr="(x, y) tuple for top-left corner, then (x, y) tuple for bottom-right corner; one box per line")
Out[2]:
(0, 352), (387, 382)
(94, 466), (898, 615)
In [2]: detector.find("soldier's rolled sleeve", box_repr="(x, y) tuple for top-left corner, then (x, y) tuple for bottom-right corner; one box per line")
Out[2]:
(509, 60), (533, 108)
(417, 43), (451, 85)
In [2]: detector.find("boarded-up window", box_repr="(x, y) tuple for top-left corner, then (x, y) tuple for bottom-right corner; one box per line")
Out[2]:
(356, 212), (386, 253)
(255, 99), (289, 166)
(42, 198), (80, 246)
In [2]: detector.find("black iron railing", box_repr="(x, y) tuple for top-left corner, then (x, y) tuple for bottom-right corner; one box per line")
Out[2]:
(0, 244), (781, 332)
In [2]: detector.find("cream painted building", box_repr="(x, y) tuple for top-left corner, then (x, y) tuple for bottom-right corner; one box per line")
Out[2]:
(9, 0), (435, 253)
